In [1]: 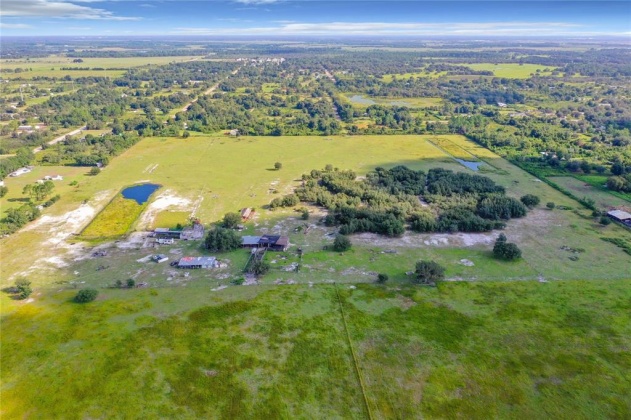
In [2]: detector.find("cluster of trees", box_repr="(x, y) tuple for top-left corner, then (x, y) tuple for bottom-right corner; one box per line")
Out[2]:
(41, 132), (141, 167)
(0, 149), (33, 179)
(493, 234), (522, 260)
(1, 203), (41, 235)
(205, 227), (241, 252)
(294, 166), (528, 236)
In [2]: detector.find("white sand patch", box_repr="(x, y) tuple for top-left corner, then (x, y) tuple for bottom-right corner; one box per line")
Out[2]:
(137, 190), (192, 229)
(10, 190), (114, 279)
(352, 231), (498, 248)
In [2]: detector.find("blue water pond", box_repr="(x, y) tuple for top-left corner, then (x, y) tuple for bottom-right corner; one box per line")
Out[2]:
(122, 183), (160, 205)
(454, 159), (485, 172)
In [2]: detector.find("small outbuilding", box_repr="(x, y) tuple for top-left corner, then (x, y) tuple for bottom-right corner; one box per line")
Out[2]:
(177, 256), (218, 269)
(607, 209), (631, 226)
(241, 207), (253, 220)
(154, 228), (183, 240)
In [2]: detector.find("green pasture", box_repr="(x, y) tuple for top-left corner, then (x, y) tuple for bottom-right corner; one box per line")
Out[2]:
(1, 280), (630, 418)
(576, 175), (631, 204)
(0, 56), (203, 79)
(549, 176), (631, 209)
(463, 63), (557, 78)
(152, 210), (192, 230)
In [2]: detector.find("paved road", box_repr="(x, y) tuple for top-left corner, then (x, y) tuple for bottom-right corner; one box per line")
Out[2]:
(32, 126), (86, 154)
(179, 66), (242, 113)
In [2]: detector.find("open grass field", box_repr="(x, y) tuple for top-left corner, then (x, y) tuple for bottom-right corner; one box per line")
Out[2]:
(549, 176), (631, 210)
(0, 55), (203, 79)
(463, 63), (557, 78)
(343, 93), (443, 108)
(151, 210), (192, 230)
(1, 280), (630, 418)
(576, 175), (631, 204)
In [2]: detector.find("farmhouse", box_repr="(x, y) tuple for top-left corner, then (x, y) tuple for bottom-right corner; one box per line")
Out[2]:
(177, 256), (218, 269)
(154, 227), (183, 239)
(156, 238), (174, 245)
(607, 209), (631, 226)
(241, 235), (289, 251)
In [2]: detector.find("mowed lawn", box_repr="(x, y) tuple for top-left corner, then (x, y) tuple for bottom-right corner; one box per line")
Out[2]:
(1, 281), (630, 418)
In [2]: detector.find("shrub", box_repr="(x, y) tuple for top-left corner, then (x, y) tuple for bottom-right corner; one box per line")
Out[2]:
(377, 273), (389, 283)
(546, 202), (556, 210)
(599, 216), (611, 226)
(414, 260), (445, 284)
(333, 234), (352, 252)
(274, 162), (282, 170)
(520, 194), (540, 208)
(126, 278), (135, 288)
(251, 260), (270, 276)
(15, 279), (32, 300)
(74, 288), (98, 303)
(493, 236), (522, 260)
(89, 167), (100, 176)
(301, 209), (310, 220)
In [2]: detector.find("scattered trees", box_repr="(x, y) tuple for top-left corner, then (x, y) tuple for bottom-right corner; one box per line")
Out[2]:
(74, 288), (98, 303)
(414, 261), (445, 285)
(204, 227), (241, 252)
(333, 234), (352, 252)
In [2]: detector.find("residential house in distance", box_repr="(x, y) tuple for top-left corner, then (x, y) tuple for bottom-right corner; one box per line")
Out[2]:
(43, 175), (63, 181)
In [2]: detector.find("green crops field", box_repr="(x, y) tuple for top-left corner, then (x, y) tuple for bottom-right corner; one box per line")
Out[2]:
(1, 281), (630, 418)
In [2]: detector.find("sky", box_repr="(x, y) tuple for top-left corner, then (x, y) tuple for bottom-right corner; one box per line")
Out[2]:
(0, 0), (630, 38)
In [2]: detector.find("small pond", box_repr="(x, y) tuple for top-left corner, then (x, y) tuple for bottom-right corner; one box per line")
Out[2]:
(122, 183), (160, 205)
(454, 159), (485, 172)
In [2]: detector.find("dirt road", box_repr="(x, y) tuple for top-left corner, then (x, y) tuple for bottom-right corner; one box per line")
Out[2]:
(179, 65), (242, 113)
(32, 126), (86, 154)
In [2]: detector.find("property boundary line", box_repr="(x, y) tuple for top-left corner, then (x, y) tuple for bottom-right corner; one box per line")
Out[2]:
(333, 283), (374, 420)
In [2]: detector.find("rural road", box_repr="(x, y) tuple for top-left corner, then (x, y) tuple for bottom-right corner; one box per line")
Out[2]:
(32, 126), (86, 154)
(179, 65), (242, 113)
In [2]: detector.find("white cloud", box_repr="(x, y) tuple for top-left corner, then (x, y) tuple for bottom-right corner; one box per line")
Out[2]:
(0, 0), (139, 20)
(171, 21), (626, 37)
(0, 23), (33, 29)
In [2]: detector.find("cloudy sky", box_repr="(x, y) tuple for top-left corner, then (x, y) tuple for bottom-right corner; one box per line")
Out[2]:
(0, 0), (629, 37)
